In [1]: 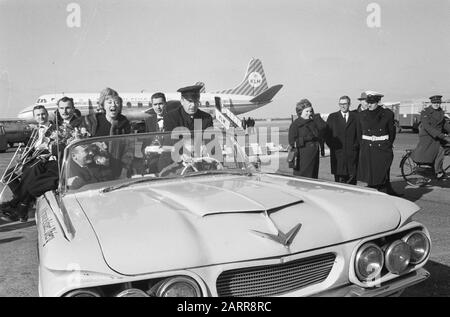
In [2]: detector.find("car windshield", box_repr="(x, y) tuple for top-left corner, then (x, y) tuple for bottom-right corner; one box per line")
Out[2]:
(62, 130), (255, 193)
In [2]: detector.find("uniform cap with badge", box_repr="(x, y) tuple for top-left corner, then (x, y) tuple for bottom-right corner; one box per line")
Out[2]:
(177, 85), (203, 102)
(429, 95), (443, 104)
(364, 91), (384, 104)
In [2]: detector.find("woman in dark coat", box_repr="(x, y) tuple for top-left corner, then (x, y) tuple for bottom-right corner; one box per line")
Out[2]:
(83, 88), (131, 137)
(356, 92), (401, 196)
(288, 99), (327, 178)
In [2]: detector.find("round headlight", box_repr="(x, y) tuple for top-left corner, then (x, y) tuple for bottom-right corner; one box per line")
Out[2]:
(355, 243), (384, 281)
(156, 276), (201, 297)
(385, 240), (411, 274)
(116, 288), (149, 297)
(403, 231), (430, 264)
(64, 288), (101, 297)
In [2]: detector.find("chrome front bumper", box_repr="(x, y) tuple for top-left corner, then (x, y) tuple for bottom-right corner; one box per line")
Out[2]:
(315, 269), (430, 297)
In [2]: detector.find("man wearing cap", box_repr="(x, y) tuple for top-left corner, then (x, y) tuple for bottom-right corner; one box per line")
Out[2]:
(356, 92), (368, 112)
(357, 91), (401, 196)
(325, 96), (359, 184)
(163, 85), (213, 132)
(411, 95), (450, 179)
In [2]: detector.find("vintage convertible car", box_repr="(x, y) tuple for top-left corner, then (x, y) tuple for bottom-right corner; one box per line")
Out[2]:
(36, 130), (431, 297)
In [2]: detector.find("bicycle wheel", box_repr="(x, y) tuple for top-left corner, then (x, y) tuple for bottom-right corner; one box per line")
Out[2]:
(443, 152), (450, 176)
(400, 152), (431, 187)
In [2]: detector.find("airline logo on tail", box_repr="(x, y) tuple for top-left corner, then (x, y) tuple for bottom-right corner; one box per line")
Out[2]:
(214, 58), (269, 96)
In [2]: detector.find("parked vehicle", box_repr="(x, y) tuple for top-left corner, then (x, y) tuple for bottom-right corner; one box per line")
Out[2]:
(0, 125), (7, 152)
(390, 100), (449, 133)
(37, 131), (430, 297)
(0, 119), (32, 147)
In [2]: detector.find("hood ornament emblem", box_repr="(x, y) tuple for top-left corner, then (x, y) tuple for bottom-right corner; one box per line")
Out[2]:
(251, 223), (302, 248)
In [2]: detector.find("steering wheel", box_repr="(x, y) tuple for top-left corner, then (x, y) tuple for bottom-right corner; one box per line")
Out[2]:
(158, 156), (223, 177)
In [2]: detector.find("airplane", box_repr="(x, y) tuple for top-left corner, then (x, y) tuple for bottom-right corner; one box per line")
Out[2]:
(17, 58), (283, 124)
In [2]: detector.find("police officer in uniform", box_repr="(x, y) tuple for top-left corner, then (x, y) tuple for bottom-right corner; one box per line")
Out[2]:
(357, 91), (402, 196)
(411, 95), (450, 178)
(164, 85), (213, 132)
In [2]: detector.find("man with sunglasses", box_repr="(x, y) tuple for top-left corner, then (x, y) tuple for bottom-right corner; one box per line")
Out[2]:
(163, 85), (213, 132)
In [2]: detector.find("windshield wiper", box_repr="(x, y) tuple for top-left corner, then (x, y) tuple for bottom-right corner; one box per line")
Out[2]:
(99, 176), (173, 193)
(182, 169), (253, 178)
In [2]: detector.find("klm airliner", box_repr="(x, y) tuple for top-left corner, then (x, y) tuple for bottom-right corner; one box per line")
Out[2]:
(17, 58), (283, 123)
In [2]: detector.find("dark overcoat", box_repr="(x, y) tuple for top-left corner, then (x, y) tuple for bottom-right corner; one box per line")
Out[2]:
(411, 106), (450, 163)
(357, 107), (396, 186)
(325, 111), (359, 176)
(92, 113), (131, 137)
(288, 115), (327, 179)
(163, 107), (213, 132)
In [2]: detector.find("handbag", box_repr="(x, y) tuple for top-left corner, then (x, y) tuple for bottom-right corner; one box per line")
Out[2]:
(287, 144), (300, 170)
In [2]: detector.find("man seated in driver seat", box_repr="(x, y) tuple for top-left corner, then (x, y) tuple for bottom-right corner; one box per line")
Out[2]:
(158, 137), (223, 177)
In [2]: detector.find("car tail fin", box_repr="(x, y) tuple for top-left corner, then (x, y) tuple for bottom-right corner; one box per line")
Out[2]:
(214, 58), (269, 96)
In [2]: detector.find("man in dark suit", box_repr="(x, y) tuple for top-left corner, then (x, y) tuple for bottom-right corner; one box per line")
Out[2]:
(163, 85), (213, 132)
(144, 92), (168, 133)
(157, 85), (213, 174)
(325, 96), (359, 184)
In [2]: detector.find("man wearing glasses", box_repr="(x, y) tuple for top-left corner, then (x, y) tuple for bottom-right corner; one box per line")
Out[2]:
(163, 85), (213, 132)
(325, 96), (359, 184)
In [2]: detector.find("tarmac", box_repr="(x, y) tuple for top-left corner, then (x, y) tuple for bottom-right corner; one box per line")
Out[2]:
(0, 129), (449, 297)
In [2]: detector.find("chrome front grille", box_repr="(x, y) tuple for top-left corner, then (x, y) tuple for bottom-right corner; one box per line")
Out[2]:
(216, 253), (336, 297)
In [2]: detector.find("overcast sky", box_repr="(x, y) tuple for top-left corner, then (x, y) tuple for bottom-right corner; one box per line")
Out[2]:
(1, 0), (449, 118)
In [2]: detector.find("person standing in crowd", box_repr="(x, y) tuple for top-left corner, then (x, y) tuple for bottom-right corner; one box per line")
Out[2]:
(325, 96), (359, 184)
(411, 95), (450, 179)
(86, 88), (130, 137)
(356, 92), (368, 112)
(357, 91), (402, 196)
(288, 99), (327, 179)
(241, 117), (247, 131)
(164, 85), (213, 132)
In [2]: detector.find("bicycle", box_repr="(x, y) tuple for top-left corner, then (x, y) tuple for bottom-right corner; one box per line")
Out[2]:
(400, 147), (450, 187)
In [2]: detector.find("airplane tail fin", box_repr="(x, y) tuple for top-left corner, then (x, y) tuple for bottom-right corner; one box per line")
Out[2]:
(195, 82), (206, 93)
(249, 84), (283, 103)
(214, 58), (269, 96)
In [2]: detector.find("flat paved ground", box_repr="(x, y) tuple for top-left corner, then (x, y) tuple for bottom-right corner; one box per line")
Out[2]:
(0, 129), (449, 296)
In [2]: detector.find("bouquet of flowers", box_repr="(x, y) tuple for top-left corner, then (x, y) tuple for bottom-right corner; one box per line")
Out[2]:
(49, 124), (91, 147)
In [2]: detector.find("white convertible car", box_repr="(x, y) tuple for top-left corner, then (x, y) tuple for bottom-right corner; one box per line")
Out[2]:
(36, 130), (430, 297)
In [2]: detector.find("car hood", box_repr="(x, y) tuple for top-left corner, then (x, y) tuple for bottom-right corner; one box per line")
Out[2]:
(73, 174), (408, 276)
